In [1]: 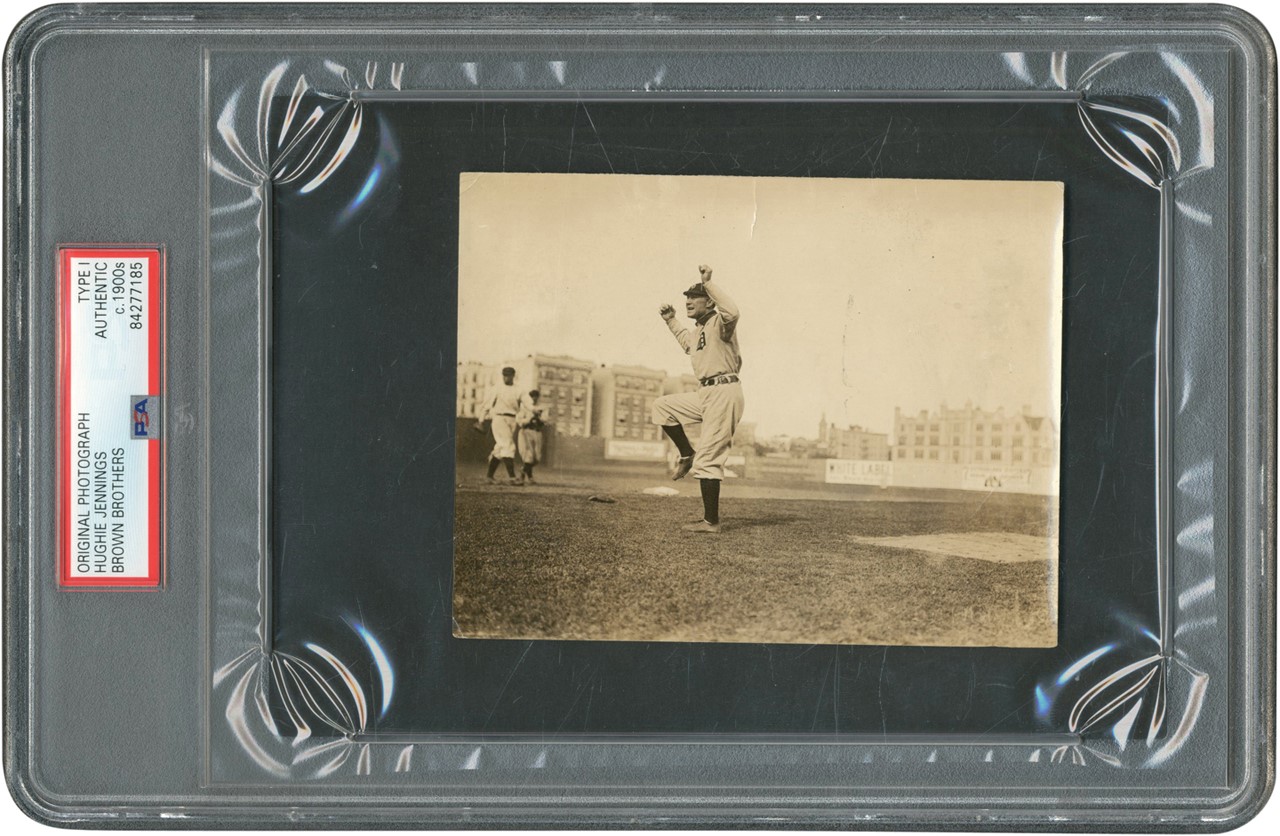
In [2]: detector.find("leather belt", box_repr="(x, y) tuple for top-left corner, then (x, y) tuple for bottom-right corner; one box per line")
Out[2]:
(700, 374), (739, 387)
(496, 413), (516, 417)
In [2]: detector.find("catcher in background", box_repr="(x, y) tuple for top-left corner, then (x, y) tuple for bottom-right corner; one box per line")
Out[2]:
(515, 389), (547, 484)
(651, 264), (744, 534)
(478, 365), (526, 485)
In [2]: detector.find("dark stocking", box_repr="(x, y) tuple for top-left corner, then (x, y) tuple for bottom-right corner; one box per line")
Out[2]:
(700, 478), (721, 525)
(662, 424), (695, 457)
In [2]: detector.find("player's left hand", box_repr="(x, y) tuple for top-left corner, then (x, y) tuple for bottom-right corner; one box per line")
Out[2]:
(698, 264), (713, 282)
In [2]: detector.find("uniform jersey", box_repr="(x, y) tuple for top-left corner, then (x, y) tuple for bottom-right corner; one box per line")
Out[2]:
(481, 383), (525, 420)
(516, 401), (547, 429)
(665, 279), (741, 380)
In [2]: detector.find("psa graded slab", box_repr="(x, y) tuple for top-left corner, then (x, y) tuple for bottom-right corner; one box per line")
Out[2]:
(4, 3), (1274, 830)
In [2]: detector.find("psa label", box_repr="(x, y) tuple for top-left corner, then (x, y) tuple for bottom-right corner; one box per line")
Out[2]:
(130, 395), (160, 439)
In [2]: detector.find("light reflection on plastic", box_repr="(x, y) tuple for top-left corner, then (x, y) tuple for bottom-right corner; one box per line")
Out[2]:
(1034, 684), (1051, 717)
(1056, 643), (1115, 685)
(304, 642), (369, 731)
(346, 165), (381, 214)
(350, 619), (396, 717)
(336, 116), (400, 225)
(299, 106), (364, 194)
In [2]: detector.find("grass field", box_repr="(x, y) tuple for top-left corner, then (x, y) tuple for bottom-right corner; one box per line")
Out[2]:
(453, 464), (1057, 647)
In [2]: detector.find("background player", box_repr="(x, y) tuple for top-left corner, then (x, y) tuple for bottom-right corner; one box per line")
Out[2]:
(477, 366), (526, 485)
(515, 389), (547, 484)
(651, 264), (744, 533)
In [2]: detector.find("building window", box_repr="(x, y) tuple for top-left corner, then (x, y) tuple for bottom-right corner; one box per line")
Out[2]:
(993, 424), (1003, 432)
(928, 450), (939, 460)
(976, 424), (984, 431)
(952, 450), (961, 462)
(1013, 436), (1023, 447)
(975, 451), (984, 461)
(992, 436), (1002, 447)
(1012, 452), (1023, 462)
(929, 435), (939, 446)
(952, 436), (961, 446)
(914, 436), (924, 446)
(991, 451), (1003, 461)
(929, 424), (939, 432)
(914, 450), (924, 459)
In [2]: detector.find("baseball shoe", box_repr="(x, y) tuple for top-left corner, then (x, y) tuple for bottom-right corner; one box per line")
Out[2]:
(510, 477), (525, 486)
(670, 455), (694, 481)
(682, 519), (721, 534)
(525, 474), (537, 484)
(485, 476), (499, 485)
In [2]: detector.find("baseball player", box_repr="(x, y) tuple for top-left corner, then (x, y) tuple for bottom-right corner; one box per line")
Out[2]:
(651, 264), (743, 534)
(478, 366), (526, 485)
(515, 389), (547, 484)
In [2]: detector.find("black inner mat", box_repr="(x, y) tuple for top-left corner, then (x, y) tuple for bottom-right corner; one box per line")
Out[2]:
(272, 101), (1160, 735)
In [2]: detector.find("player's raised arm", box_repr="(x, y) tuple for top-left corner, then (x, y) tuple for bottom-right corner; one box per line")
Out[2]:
(660, 302), (696, 354)
(699, 264), (739, 338)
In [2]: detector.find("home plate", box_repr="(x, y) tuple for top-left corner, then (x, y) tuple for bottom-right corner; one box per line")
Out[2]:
(851, 532), (1057, 564)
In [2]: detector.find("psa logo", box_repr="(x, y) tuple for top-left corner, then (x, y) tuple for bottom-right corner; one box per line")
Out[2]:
(130, 395), (160, 439)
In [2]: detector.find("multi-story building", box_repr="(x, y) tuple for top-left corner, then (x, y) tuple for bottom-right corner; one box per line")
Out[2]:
(592, 364), (666, 441)
(456, 361), (491, 418)
(504, 354), (595, 437)
(831, 426), (891, 460)
(892, 402), (1058, 466)
(818, 413), (890, 460)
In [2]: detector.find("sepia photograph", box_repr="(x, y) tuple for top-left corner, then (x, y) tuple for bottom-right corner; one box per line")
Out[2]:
(453, 172), (1063, 648)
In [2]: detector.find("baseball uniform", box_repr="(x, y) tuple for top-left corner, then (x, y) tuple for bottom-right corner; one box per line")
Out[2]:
(651, 279), (744, 480)
(480, 382), (525, 461)
(516, 400), (546, 465)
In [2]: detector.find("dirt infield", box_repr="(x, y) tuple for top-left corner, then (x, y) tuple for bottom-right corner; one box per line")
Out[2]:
(452, 466), (1058, 647)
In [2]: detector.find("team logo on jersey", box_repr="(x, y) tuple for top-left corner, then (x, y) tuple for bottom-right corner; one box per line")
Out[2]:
(696, 330), (706, 351)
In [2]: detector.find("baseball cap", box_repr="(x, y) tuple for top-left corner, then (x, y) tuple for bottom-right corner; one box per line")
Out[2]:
(501, 366), (516, 375)
(682, 284), (709, 298)
(529, 389), (540, 397)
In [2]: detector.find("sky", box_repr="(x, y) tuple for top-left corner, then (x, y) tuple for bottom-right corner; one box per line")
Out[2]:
(458, 172), (1063, 439)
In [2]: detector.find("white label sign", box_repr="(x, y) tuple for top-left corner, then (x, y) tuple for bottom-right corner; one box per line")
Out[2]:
(825, 459), (892, 486)
(60, 248), (162, 587)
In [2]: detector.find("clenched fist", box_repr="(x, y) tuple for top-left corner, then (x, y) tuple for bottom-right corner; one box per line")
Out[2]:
(658, 303), (676, 321)
(698, 264), (713, 282)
